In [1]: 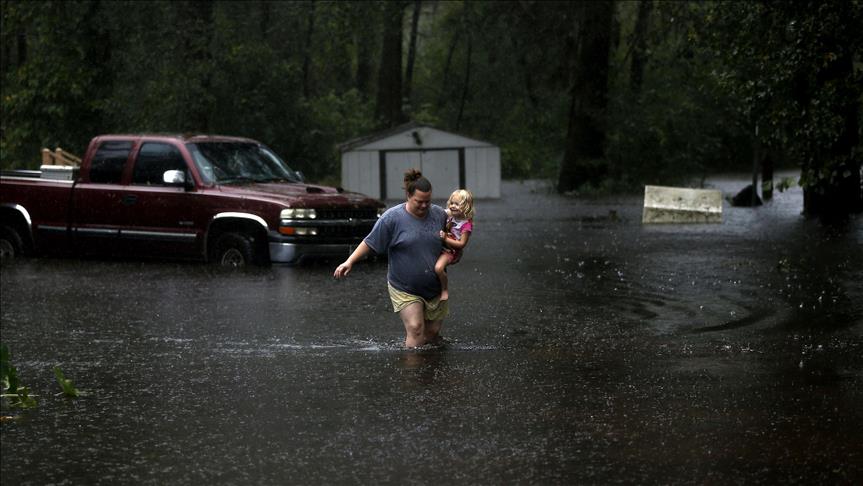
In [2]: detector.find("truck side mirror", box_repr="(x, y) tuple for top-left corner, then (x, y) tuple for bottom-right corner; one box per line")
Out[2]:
(163, 170), (185, 185)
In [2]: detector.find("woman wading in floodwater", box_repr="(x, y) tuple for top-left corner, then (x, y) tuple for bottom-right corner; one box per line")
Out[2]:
(333, 169), (448, 348)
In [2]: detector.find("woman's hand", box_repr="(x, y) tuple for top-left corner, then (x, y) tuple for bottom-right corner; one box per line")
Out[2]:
(333, 241), (370, 279)
(439, 230), (446, 240)
(333, 260), (353, 279)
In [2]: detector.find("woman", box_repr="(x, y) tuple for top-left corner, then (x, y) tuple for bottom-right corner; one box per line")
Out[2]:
(333, 169), (448, 348)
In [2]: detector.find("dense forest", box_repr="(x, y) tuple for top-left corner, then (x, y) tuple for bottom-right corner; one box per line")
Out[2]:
(1, 0), (861, 217)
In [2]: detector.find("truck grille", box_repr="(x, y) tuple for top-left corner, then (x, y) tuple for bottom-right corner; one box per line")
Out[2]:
(318, 224), (375, 239)
(278, 208), (379, 244)
(316, 208), (379, 220)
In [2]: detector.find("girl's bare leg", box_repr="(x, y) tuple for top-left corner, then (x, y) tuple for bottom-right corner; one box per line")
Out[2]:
(434, 253), (450, 301)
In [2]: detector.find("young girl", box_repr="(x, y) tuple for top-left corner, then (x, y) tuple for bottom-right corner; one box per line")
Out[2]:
(435, 189), (475, 301)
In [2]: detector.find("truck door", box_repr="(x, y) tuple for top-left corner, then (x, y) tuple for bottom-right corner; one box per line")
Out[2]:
(71, 140), (133, 256)
(120, 142), (202, 259)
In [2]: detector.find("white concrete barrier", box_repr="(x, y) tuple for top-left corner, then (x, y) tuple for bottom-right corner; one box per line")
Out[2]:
(642, 185), (722, 224)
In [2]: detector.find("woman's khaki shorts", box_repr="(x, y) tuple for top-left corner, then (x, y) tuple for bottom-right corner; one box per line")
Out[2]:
(388, 283), (449, 321)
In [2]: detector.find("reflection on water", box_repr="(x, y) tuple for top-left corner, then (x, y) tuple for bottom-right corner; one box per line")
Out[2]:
(1, 176), (861, 484)
(398, 347), (449, 387)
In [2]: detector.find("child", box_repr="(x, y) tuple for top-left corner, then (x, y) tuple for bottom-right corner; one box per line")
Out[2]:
(435, 189), (475, 301)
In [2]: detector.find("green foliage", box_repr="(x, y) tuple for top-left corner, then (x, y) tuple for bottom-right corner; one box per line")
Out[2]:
(295, 89), (377, 180)
(497, 103), (565, 180)
(1, 0), (111, 166)
(1, 343), (83, 413)
(53, 366), (80, 398)
(703, 1), (863, 206)
(1, 0), (860, 210)
(777, 176), (798, 193)
(1, 343), (37, 409)
(605, 2), (751, 190)
(409, 1), (571, 180)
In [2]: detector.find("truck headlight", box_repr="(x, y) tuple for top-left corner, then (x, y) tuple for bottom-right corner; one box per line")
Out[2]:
(280, 208), (316, 219)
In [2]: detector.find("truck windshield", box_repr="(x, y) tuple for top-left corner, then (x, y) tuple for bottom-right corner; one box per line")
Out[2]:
(186, 142), (302, 185)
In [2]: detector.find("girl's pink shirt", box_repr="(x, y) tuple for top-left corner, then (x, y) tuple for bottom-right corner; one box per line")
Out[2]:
(448, 217), (473, 241)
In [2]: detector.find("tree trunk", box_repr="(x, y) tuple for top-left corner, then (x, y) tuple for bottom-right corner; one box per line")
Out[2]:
(355, 26), (374, 97)
(557, 1), (615, 193)
(802, 48), (862, 218)
(259, 0), (270, 43)
(81, 0), (112, 131)
(178, 0), (214, 132)
(437, 29), (461, 107)
(629, 0), (652, 92)
(17, 30), (27, 66)
(199, 1), (214, 132)
(761, 151), (774, 201)
(375, 1), (406, 127)
(751, 124), (760, 206)
(455, 15), (472, 132)
(356, 40), (373, 97)
(403, 0), (421, 104)
(511, 36), (538, 108)
(302, 1), (316, 99)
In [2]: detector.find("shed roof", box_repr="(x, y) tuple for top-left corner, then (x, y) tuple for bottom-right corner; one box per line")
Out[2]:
(338, 121), (495, 152)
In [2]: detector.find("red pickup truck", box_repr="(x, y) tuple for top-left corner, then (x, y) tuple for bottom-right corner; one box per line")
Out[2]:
(0, 134), (384, 266)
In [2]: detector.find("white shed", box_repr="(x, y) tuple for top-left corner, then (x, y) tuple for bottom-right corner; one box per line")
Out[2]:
(339, 122), (501, 200)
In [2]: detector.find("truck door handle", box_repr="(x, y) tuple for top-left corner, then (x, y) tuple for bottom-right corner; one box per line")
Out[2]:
(121, 194), (138, 206)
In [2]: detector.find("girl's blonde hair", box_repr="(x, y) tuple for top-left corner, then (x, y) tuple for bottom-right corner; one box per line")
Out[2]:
(447, 189), (475, 219)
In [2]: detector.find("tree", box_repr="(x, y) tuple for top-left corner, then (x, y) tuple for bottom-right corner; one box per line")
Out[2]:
(558, 1), (616, 193)
(454, 2), (474, 131)
(4, 0), (856, 201)
(301, 1), (316, 99)
(403, 0), (421, 105)
(347, 2), (378, 98)
(706, 1), (863, 218)
(375, 0), (407, 127)
(177, 0), (215, 132)
(629, 0), (652, 93)
(0, 0), (114, 166)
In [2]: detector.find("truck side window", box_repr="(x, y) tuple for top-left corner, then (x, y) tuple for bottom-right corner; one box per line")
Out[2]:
(132, 143), (187, 185)
(89, 141), (133, 184)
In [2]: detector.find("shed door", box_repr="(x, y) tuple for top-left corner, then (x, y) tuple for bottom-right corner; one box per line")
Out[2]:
(384, 150), (459, 200)
(385, 152), (421, 199)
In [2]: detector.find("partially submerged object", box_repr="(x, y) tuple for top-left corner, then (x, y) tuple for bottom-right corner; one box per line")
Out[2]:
(730, 184), (763, 207)
(642, 185), (722, 224)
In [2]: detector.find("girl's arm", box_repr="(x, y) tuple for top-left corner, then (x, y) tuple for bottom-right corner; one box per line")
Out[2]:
(443, 231), (471, 250)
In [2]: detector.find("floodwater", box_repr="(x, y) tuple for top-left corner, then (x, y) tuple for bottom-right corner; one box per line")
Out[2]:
(2, 175), (861, 484)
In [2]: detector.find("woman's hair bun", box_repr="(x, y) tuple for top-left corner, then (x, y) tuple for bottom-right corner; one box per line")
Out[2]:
(403, 168), (431, 194)
(404, 168), (423, 183)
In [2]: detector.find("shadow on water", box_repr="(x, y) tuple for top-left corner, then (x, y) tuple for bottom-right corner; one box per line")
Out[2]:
(2, 175), (861, 484)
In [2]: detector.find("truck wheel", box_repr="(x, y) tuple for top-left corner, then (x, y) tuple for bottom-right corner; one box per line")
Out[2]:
(213, 232), (255, 267)
(0, 226), (23, 262)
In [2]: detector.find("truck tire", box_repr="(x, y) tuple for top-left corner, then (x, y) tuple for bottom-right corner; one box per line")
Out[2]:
(0, 226), (24, 262)
(212, 232), (255, 267)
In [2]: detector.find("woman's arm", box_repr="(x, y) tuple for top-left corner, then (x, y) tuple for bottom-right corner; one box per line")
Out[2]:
(333, 241), (372, 278)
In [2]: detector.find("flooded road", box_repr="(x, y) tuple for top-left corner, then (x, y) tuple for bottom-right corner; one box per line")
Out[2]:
(2, 175), (861, 484)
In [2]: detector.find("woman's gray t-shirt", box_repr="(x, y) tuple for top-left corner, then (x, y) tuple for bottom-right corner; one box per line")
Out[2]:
(364, 203), (447, 300)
